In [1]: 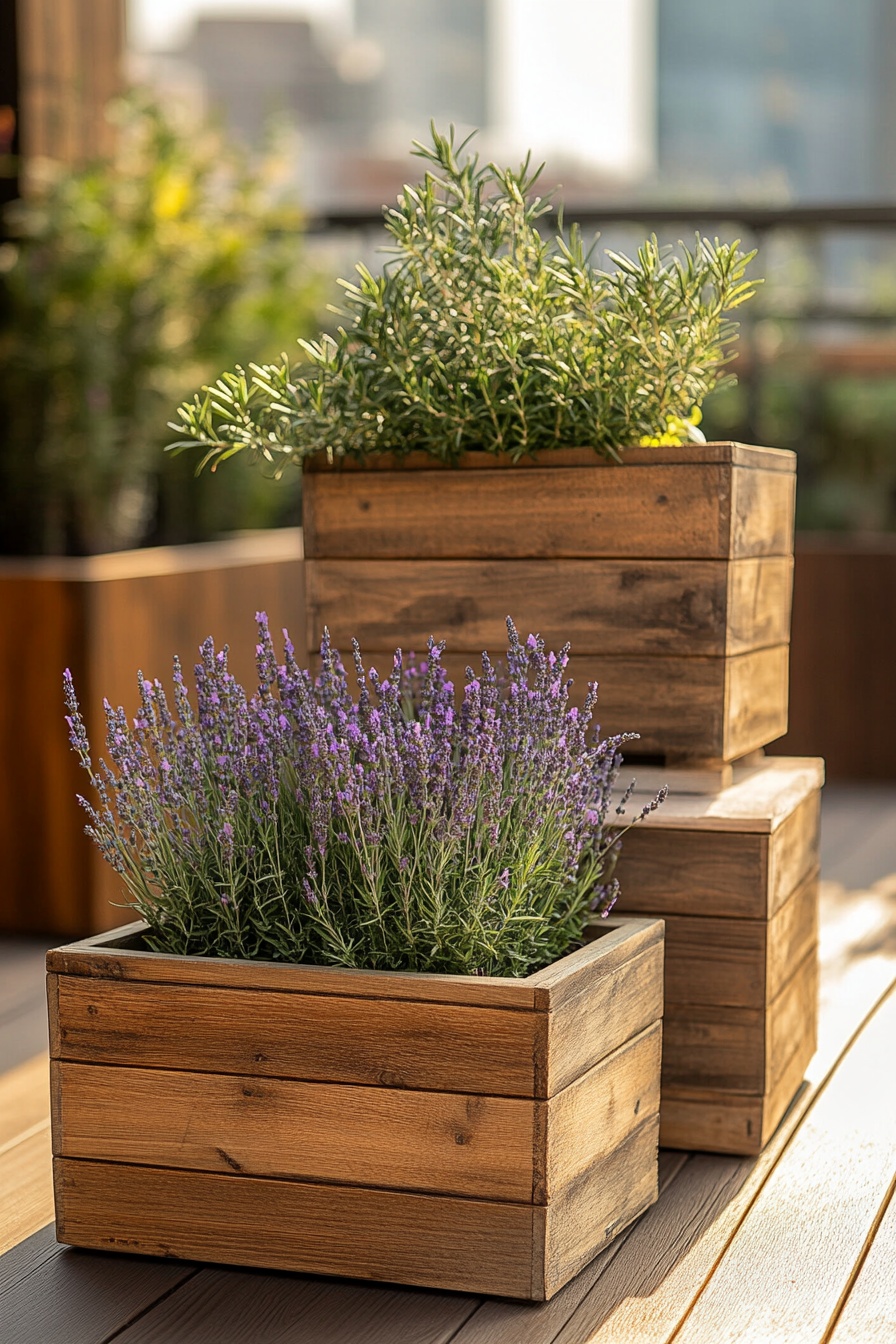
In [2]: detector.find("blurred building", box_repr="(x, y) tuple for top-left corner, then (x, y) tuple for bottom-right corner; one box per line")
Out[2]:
(657, 0), (896, 200)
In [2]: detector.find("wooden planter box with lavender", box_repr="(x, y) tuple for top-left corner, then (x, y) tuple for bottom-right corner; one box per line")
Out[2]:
(303, 442), (795, 779)
(48, 915), (663, 1301)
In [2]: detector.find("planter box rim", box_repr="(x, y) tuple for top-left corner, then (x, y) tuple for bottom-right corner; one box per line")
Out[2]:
(303, 442), (795, 475)
(47, 914), (663, 1010)
(0, 527), (303, 582)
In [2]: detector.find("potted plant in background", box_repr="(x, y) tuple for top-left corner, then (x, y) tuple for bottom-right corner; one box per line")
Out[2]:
(49, 617), (665, 1301)
(0, 93), (323, 935)
(171, 125), (796, 791)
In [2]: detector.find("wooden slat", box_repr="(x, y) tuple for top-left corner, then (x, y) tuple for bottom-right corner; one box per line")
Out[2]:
(304, 463), (793, 561)
(672, 986), (896, 1344)
(52, 1061), (537, 1202)
(114, 1267), (480, 1344)
(0, 1224), (199, 1344)
(0, 1055), (49, 1150)
(545, 943), (664, 1096)
(633, 866), (819, 1010)
(450, 874), (896, 1341)
(724, 641), (790, 760)
(54, 1158), (539, 1299)
(630, 756), (825, 834)
(306, 557), (792, 658)
(545, 1025), (661, 1199)
(48, 914), (646, 1011)
(828, 1176), (896, 1342)
(302, 442), (796, 472)
(0, 1124), (53, 1256)
(52, 975), (541, 1097)
(661, 948), (817, 1094)
(543, 1118), (659, 1299)
(730, 462), (796, 558)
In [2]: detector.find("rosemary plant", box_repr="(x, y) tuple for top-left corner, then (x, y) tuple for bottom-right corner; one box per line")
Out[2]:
(170, 125), (758, 470)
(64, 617), (663, 976)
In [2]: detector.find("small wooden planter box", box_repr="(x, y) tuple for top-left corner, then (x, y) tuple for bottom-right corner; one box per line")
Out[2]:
(0, 530), (304, 937)
(48, 916), (664, 1300)
(612, 756), (822, 1155)
(303, 443), (796, 770)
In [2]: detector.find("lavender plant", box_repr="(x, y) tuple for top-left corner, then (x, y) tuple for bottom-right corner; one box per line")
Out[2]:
(64, 617), (663, 976)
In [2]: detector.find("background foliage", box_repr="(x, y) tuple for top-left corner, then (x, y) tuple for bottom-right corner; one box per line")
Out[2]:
(0, 93), (323, 556)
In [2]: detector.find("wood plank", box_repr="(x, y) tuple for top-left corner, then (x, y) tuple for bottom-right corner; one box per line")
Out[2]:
(306, 557), (791, 658)
(724, 556), (793, 654)
(768, 789), (822, 915)
(52, 1061), (537, 1202)
(114, 1267), (480, 1344)
(545, 1023), (662, 1199)
(54, 1158), (539, 1299)
(630, 756), (824, 834)
(0, 1124), (54, 1256)
(0, 1054), (49, 1150)
(0, 1223), (198, 1344)
(470, 916), (896, 1342)
(730, 463), (796, 559)
(543, 1118), (660, 1299)
(448, 1150), (688, 1344)
(302, 442), (796, 472)
(52, 976), (541, 1096)
(305, 463), (794, 561)
(614, 828), (769, 919)
(672, 985), (896, 1344)
(378, 648), (732, 759)
(48, 913), (646, 1010)
(828, 1176), (896, 1342)
(0, 529), (303, 582)
(545, 944), (664, 1095)
(724, 641), (790, 760)
(661, 948), (816, 1094)
(48, 931), (539, 1010)
(627, 867), (818, 1011)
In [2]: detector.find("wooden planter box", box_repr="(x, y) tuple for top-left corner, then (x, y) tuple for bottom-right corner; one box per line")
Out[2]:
(0, 531), (305, 937)
(612, 756), (822, 1155)
(47, 916), (664, 1301)
(303, 443), (796, 772)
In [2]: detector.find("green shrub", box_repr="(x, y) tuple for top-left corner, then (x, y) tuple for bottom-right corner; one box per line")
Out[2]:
(0, 93), (322, 555)
(171, 125), (758, 472)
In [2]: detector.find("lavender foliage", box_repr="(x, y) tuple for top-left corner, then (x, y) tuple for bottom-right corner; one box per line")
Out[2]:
(64, 617), (664, 976)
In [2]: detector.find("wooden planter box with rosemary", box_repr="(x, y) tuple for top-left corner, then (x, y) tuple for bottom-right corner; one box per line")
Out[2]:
(303, 442), (795, 777)
(48, 914), (664, 1301)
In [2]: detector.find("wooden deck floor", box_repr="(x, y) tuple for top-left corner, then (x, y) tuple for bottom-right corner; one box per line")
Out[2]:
(1, 783), (895, 1343)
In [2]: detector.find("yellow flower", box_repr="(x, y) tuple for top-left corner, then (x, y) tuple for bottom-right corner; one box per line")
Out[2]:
(639, 406), (705, 447)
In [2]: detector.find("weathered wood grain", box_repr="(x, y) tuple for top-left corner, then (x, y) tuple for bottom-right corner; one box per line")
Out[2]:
(306, 557), (792, 659)
(303, 462), (794, 561)
(542, 1118), (660, 1299)
(545, 945), (664, 1096)
(53, 976), (542, 1097)
(545, 1025), (661, 1199)
(54, 1157), (540, 1298)
(661, 948), (817, 1094)
(626, 866), (819, 1010)
(302, 442), (796, 473)
(52, 1061), (537, 1202)
(724, 642), (790, 760)
(614, 761), (822, 918)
